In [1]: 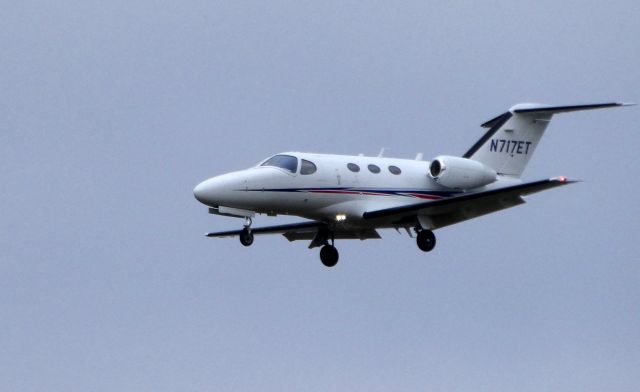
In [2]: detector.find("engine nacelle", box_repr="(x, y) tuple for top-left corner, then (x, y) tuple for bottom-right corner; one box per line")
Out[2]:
(428, 156), (497, 190)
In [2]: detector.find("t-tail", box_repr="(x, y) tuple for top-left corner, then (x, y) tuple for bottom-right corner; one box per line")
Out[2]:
(463, 102), (633, 178)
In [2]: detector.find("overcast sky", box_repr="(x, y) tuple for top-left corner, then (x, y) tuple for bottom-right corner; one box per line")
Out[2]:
(1, 1), (639, 391)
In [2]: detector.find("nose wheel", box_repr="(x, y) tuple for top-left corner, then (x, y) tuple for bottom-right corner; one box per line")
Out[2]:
(239, 227), (254, 246)
(416, 229), (436, 252)
(239, 216), (254, 247)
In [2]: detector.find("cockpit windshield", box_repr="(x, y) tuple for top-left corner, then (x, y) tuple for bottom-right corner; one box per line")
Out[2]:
(260, 154), (298, 173)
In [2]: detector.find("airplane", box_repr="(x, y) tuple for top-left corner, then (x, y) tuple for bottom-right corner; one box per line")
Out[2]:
(194, 102), (632, 267)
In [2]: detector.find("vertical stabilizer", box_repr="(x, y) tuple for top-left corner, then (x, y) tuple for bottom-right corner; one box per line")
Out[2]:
(463, 102), (631, 178)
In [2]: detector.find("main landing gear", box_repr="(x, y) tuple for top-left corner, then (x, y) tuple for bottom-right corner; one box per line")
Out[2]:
(415, 228), (436, 252)
(239, 217), (254, 247)
(320, 244), (339, 267)
(232, 219), (431, 266)
(318, 230), (339, 267)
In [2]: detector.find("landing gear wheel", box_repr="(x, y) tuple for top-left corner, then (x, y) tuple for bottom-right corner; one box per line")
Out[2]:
(416, 230), (436, 252)
(239, 227), (254, 247)
(320, 245), (339, 267)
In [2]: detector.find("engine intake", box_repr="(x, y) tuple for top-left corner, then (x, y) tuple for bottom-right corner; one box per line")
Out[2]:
(429, 156), (497, 190)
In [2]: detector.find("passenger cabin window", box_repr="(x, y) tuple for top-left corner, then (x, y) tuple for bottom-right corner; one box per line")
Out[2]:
(261, 154), (298, 173)
(347, 163), (360, 172)
(388, 165), (401, 175)
(300, 159), (317, 175)
(368, 164), (381, 173)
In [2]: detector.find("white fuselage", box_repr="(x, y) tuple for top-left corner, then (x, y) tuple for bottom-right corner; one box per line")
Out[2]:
(193, 102), (627, 267)
(193, 152), (520, 227)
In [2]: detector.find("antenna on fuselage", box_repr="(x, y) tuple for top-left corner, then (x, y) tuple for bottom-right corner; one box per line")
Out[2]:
(415, 152), (423, 160)
(377, 148), (386, 157)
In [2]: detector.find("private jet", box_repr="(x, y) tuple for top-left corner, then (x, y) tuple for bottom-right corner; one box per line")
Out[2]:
(194, 102), (631, 267)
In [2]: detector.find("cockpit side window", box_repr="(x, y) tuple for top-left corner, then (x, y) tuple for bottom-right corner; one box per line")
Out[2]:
(260, 154), (298, 173)
(300, 159), (317, 175)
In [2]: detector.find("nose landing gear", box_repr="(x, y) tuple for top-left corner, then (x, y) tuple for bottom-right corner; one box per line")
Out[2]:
(239, 217), (254, 247)
(239, 227), (254, 246)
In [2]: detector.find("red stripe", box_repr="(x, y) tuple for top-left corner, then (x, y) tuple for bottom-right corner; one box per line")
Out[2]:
(405, 193), (442, 200)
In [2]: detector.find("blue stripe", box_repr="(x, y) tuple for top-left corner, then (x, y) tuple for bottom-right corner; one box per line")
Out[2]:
(245, 187), (460, 198)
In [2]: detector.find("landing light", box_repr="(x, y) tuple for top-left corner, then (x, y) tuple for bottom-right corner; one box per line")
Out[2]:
(336, 214), (347, 222)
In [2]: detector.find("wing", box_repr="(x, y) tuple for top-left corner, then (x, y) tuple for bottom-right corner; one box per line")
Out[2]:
(363, 177), (577, 229)
(206, 220), (381, 246)
(206, 221), (325, 238)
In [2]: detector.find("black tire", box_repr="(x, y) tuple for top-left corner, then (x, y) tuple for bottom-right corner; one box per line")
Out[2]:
(239, 228), (254, 247)
(320, 245), (339, 267)
(416, 230), (436, 252)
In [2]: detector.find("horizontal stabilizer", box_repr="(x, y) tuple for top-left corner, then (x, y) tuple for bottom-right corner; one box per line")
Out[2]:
(511, 102), (634, 115)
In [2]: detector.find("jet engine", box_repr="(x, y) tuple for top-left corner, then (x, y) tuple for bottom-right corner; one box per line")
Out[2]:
(428, 156), (497, 190)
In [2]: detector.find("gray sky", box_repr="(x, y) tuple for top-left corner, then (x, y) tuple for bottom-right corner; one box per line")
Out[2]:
(1, 1), (639, 391)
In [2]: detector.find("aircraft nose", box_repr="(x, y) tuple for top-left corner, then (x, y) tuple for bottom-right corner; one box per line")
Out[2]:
(193, 178), (217, 205)
(194, 173), (241, 207)
(194, 169), (254, 207)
